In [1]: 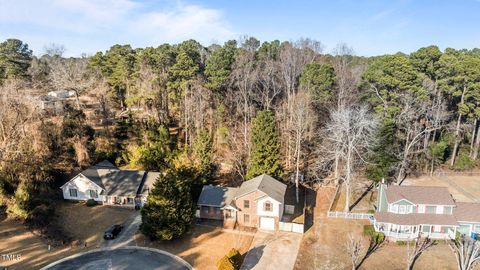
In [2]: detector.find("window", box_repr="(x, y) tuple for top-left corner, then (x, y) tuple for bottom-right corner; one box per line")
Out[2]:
(264, 201), (272, 212)
(398, 205), (406, 214)
(426, 206), (436, 214)
(443, 206), (453, 215)
(244, 200), (250, 209)
(127, 197), (134, 204)
(89, 190), (98, 198)
(244, 214), (250, 223)
(69, 189), (78, 197)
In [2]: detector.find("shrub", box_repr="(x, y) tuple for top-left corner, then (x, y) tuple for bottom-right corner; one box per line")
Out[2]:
(363, 225), (375, 236)
(452, 150), (475, 171)
(367, 209), (375, 214)
(217, 248), (241, 270)
(86, 199), (97, 207)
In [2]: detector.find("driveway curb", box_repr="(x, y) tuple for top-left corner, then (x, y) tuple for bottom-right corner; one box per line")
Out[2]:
(39, 246), (193, 270)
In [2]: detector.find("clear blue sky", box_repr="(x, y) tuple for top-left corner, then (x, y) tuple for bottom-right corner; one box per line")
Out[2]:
(0, 0), (479, 56)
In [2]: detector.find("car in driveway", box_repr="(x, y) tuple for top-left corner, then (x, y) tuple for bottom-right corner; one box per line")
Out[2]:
(104, 224), (123, 240)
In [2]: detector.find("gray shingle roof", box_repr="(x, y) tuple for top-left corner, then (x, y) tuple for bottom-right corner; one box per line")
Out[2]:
(454, 202), (480, 223)
(139, 172), (161, 196)
(374, 212), (458, 226)
(386, 185), (455, 206)
(79, 166), (146, 197)
(95, 160), (118, 169)
(197, 185), (238, 207)
(235, 174), (287, 203)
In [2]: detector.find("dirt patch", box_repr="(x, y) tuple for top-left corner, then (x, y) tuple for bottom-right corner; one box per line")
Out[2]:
(54, 202), (133, 247)
(135, 224), (254, 270)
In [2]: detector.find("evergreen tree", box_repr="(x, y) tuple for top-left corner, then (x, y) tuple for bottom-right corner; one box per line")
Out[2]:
(192, 129), (215, 182)
(204, 40), (237, 91)
(0, 39), (32, 81)
(140, 168), (195, 240)
(300, 62), (336, 104)
(366, 120), (398, 182)
(246, 110), (282, 179)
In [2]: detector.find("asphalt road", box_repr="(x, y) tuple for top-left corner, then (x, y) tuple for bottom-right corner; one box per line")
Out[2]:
(43, 248), (191, 270)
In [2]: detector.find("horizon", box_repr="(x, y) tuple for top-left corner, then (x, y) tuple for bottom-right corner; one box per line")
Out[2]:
(1, 0), (479, 57)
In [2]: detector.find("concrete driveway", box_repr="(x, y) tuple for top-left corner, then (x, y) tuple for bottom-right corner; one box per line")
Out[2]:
(240, 231), (302, 270)
(102, 211), (141, 248)
(41, 247), (192, 270)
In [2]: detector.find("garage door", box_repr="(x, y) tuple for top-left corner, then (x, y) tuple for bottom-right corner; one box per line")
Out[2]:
(260, 217), (275, 230)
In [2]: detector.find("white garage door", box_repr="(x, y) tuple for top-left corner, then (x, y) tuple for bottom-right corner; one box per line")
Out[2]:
(260, 217), (275, 230)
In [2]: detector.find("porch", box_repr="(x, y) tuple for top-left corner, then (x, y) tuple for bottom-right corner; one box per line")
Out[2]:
(374, 222), (456, 240)
(103, 195), (136, 207)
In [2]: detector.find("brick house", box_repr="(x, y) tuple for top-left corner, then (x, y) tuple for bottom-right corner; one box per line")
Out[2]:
(196, 174), (287, 231)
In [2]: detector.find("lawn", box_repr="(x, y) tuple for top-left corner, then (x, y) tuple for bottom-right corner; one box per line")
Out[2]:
(0, 201), (133, 270)
(294, 186), (460, 270)
(54, 201), (133, 248)
(135, 224), (254, 270)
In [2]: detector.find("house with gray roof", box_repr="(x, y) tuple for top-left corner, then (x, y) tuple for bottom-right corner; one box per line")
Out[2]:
(60, 161), (159, 208)
(374, 183), (480, 240)
(196, 174), (293, 231)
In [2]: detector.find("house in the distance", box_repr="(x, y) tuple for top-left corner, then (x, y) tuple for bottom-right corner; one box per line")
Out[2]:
(197, 174), (304, 233)
(60, 160), (159, 208)
(373, 183), (480, 240)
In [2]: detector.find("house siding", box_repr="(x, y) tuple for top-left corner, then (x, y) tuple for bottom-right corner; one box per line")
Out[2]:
(61, 175), (103, 202)
(235, 191), (264, 228)
(199, 206), (224, 220)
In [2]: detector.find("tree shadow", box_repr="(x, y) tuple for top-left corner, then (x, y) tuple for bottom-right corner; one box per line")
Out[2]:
(356, 235), (385, 269)
(349, 182), (375, 212)
(240, 244), (266, 270)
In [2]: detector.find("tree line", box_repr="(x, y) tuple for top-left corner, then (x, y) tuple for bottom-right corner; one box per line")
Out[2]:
(1, 37), (480, 229)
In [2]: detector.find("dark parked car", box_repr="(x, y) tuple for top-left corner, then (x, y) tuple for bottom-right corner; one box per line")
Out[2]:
(104, 224), (123, 240)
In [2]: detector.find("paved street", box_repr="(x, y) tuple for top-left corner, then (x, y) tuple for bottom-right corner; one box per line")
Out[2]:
(240, 231), (302, 270)
(42, 247), (191, 270)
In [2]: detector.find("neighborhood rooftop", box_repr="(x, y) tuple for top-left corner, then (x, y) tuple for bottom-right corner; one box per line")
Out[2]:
(197, 186), (238, 207)
(454, 202), (480, 223)
(374, 212), (459, 226)
(234, 174), (287, 203)
(385, 185), (455, 206)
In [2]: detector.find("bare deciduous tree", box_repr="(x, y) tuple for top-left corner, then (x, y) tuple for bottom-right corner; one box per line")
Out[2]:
(345, 233), (364, 270)
(406, 236), (435, 270)
(318, 106), (378, 211)
(449, 236), (480, 270)
(48, 56), (96, 108)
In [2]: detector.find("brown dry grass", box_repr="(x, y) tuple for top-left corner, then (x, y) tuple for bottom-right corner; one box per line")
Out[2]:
(54, 201), (133, 247)
(135, 224), (254, 270)
(294, 186), (460, 270)
(0, 218), (76, 270)
(0, 202), (133, 270)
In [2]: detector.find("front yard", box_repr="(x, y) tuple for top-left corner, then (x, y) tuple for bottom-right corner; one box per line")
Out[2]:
(0, 201), (133, 270)
(295, 186), (460, 270)
(135, 224), (254, 270)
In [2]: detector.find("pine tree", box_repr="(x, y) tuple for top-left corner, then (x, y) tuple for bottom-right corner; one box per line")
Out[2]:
(140, 168), (195, 240)
(366, 119), (398, 182)
(246, 110), (282, 179)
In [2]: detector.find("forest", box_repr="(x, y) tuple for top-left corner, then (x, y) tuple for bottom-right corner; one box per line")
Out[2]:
(1, 37), (480, 236)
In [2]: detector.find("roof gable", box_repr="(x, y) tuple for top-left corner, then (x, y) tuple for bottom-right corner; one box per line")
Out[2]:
(197, 185), (238, 207)
(235, 174), (287, 203)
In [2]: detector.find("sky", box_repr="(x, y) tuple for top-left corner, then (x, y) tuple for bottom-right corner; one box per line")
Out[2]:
(0, 0), (479, 57)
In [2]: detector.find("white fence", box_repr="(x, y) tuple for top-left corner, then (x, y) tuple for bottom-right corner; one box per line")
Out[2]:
(327, 211), (374, 220)
(279, 221), (304, 233)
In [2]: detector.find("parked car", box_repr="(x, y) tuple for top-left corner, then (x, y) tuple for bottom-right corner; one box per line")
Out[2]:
(104, 224), (123, 240)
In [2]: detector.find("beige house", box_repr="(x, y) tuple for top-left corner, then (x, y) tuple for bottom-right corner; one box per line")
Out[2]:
(197, 174), (288, 231)
(60, 160), (159, 208)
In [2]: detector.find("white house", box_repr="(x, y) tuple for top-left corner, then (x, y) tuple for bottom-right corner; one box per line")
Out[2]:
(60, 160), (159, 208)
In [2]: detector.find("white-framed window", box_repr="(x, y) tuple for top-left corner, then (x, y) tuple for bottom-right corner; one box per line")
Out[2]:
(399, 205), (407, 214)
(89, 190), (98, 198)
(389, 204), (399, 213)
(426, 205), (436, 214)
(69, 188), (78, 197)
(264, 201), (273, 212)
